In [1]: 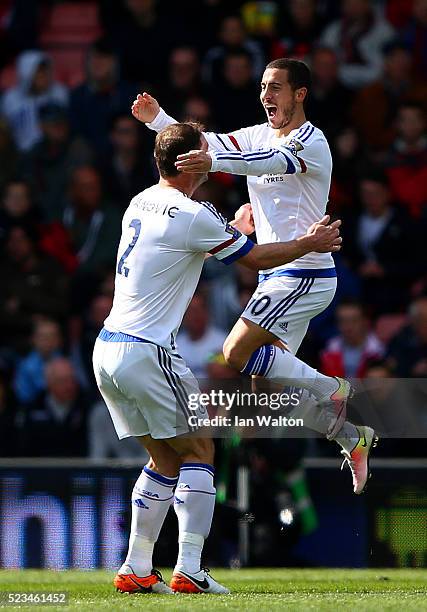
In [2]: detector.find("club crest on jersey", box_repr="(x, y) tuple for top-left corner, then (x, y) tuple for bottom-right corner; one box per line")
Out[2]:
(225, 223), (242, 239)
(287, 139), (304, 157)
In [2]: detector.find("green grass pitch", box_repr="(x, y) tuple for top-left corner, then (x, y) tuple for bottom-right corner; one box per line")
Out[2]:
(0, 569), (426, 611)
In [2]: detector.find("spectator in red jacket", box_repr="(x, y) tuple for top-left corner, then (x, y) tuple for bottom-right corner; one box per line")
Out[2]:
(386, 102), (427, 218)
(320, 301), (384, 378)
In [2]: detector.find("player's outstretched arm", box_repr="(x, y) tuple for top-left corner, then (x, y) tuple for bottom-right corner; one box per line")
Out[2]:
(132, 93), (253, 153)
(175, 143), (302, 176)
(132, 93), (177, 129)
(238, 216), (341, 271)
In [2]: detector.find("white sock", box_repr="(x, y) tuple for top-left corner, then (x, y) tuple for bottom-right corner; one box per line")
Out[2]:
(120, 465), (178, 576)
(241, 345), (339, 400)
(174, 463), (216, 574)
(289, 389), (359, 451)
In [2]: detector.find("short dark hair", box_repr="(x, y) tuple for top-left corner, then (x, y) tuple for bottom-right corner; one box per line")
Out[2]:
(154, 122), (203, 178)
(265, 58), (312, 94)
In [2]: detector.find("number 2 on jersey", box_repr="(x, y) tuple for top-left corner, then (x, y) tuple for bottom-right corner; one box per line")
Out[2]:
(117, 219), (141, 277)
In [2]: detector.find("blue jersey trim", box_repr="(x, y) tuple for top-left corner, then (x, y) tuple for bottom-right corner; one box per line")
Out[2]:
(143, 465), (178, 486)
(259, 267), (337, 282)
(221, 238), (255, 265)
(98, 328), (151, 343)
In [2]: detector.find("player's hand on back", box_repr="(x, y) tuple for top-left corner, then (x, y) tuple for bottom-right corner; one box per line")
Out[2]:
(232, 203), (255, 235)
(131, 92), (160, 123)
(306, 215), (342, 253)
(175, 150), (212, 173)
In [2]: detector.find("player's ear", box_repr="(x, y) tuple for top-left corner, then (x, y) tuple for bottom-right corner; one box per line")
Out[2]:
(295, 87), (307, 102)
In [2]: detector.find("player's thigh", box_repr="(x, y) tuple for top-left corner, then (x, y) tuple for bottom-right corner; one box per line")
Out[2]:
(123, 345), (209, 440)
(93, 339), (150, 439)
(242, 276), (336, 354)
(224, 316), (278, 366)
(275, 277), (337, 353)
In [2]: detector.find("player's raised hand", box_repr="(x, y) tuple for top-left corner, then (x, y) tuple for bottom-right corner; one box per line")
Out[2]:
(131, 92), (160, 123)
(233, 203), (255, 235)
(306, 216), (342, 253)
(175, 150), (212, 173)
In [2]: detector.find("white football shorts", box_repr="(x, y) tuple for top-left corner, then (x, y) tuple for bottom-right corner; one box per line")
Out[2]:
(93, 330), (207, 440)
(242, 273), (337, 354)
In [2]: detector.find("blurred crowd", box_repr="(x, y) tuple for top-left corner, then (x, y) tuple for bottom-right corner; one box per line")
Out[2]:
(0, 0), (426, 462)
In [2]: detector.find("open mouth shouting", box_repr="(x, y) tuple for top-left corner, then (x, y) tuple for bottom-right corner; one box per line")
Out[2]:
(264, 104), (278, 121)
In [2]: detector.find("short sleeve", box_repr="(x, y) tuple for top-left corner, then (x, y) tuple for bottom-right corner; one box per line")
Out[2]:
(186, 204), (254, 265)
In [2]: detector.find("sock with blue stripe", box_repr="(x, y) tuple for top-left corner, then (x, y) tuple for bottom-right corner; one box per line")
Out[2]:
(241, 344), (339, 400)
(174, 463), (216, 574)
(120, 465), (178, 577)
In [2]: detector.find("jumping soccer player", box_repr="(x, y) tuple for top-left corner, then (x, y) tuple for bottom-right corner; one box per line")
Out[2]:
(92, 121), (342, 595)
(132, 59), (378, 494)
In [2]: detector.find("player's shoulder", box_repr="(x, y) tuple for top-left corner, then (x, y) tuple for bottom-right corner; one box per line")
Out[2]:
(195, 200), (227, 224)
(291, 122), (328, 147)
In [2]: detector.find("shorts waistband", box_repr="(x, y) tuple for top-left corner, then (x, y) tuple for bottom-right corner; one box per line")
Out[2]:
(98, 328), (151, 343)
(259, 267), (337, 283)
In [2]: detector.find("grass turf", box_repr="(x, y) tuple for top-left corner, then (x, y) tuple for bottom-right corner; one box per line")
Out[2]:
(0, 569), (426, 611)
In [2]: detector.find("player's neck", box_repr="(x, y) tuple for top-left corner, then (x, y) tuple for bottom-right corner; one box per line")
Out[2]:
(158, 176), (197, 198)
(275, 109), (307, 138)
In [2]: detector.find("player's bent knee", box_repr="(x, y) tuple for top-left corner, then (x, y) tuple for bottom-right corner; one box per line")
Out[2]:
(223, 338), (246, 371)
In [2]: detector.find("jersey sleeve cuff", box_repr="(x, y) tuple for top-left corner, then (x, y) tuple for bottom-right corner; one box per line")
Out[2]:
(220, 238), (255, 265)
(146, 108), (177, 132)
(209, 151), (220, 172)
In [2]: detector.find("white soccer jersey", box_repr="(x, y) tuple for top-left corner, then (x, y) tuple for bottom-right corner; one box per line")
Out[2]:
(104, 184), (253, 350)
(148, 111), (333, 274)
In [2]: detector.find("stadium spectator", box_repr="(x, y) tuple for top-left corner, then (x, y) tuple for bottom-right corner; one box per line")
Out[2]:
(351, 42), (427, 152)
(107, 0), (179, 84)
(0, 180), (38, 244)
(0, 121), (19, 194)
(13, 318), (63, 405)
(320, 301), (384, 378)
(16, 357), (89, 457)
(160, 47), (206, 119)
(386, 296), (427, 377)
(328, 127), (368, 212)
(342, 171), (417, 313)
(1, 50), (68, 151)
(210, 50), (262, 132)
(305, 46), (352, 139)
(61, 166), (122, 275)
(177, 292), (227, 379)
(0, 224), (69, 354)
(279, 0), (325, 59)
(99, 113), (155, 209)
(203, 14), (265, 86)
(0, 178), (76, 273)
(385, 102), (427, 218)
(19, 103), (93, 219)
(69, 38), (138, 154)
(320, 0), (395, 89)
(183, 96), (214, 129)
(401, 0), (427, 77)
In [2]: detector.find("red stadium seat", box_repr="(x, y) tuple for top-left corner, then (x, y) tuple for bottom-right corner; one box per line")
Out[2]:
(40, 2), (102, 46)
(375, 314), (408, 345)
(39, 1), (102, 86)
